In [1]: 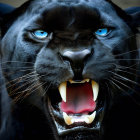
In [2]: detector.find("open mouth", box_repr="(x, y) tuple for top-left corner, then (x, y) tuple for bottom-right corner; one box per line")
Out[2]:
(46, 79), (104, 135)
(60, 79), (98, 125)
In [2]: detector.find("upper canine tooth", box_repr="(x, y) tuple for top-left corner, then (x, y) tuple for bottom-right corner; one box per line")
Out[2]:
(63, 112), (73, 125)
(59, 82), (67, 102)
(85, 111), (96, 124)
(92, 81), (99, 101)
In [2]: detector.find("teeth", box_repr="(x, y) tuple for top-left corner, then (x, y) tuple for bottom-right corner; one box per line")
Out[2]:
(63, 112), (73, 125)
(69, 79), (90, 84)
(92, 81), (99, 101)
(63, 111), (96, 125)
(84, 111), (96, 124)
(60, 79), (98, 125)
(59, 82), (67, 102)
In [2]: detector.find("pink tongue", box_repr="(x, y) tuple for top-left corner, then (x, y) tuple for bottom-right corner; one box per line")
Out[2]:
(61, 82), (96, 114)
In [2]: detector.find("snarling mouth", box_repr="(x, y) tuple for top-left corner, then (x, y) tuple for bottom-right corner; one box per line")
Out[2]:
(46, 79), (105, 135)
(59, 79), (98, 125)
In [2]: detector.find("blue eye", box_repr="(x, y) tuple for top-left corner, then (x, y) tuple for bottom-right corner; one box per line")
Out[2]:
(95, 28), (109, 36)
(33, 30), (48, 39)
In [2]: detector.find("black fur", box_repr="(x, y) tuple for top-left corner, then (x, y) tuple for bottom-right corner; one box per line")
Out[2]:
(0, 0), (140, 140)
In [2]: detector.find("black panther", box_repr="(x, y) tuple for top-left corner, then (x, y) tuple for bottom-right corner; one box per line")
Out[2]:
(0, 0), (140, 139)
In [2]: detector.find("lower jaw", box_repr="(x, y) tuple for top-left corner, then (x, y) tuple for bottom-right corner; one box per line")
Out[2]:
(60, 131), (101, 140)
(55, 125), (100, 136)
(47, 97), (104, 136)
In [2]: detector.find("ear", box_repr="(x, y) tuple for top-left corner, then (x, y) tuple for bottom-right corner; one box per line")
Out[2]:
(125, 7), (140, 28)
(108, 1), (140, 33)
(0, 3), (15, 17)
(0, 1), (31, 37)
(0, 3), (15, 38)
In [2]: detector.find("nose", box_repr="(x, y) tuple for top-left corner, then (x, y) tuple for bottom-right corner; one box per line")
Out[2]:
(62, 49), (91, 66)
(60, 49), (92, 80)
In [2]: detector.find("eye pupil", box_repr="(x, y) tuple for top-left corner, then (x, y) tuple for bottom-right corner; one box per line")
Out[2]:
(33, 30), (48, 39)
(95, 28), (109, 36)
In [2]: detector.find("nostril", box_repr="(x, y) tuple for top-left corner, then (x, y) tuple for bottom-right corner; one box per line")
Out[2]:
(84, 48), (94, 62)
(58, 52), (73, 64)
(62, 54), (71, 62)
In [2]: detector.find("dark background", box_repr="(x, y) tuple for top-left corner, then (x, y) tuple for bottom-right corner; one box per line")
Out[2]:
(0, 0), (140, 8)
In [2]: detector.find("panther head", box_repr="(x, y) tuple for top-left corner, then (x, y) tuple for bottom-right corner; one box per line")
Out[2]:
(0, 0), (140, 139)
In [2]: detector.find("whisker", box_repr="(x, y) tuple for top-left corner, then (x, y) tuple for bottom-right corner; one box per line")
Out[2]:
(116, 63), (140, 71)
(109, 78), (140, 105)
(9, 76), (39, 96)
(6, 71), (36, 86)
(108, 79), (122, 90)
(109, 71), (140, 86)
(115, 59), (140, 61)
(42, 82), (52, 96)
(1, 67), (33, 70)
(7, 75), (38, 94)
(104, 33), (139, 58)
(1, 61), (34, 64)
(22, 80), (48, 100)
(110, 77), (138, 95)
(115, 65), (140, 75)
(29, 81), (46, 94)
(9, 73), (45, 96)
(13, 92), (27, 103)
(114, 48), (140, 57)
(2, 69), (34, 77)
(22, 75), (44, 92)
(110, 77), (140, 104)
(116, 69), (140, 77)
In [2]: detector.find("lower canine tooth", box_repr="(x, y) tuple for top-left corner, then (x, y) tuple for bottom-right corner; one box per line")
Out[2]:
(85, 111), (96, 124)
(92, 81), (99, 101)
(63, 112), (73, 125)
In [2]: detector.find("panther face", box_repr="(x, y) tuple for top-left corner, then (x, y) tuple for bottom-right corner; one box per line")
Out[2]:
(1, 0), (139, 139)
